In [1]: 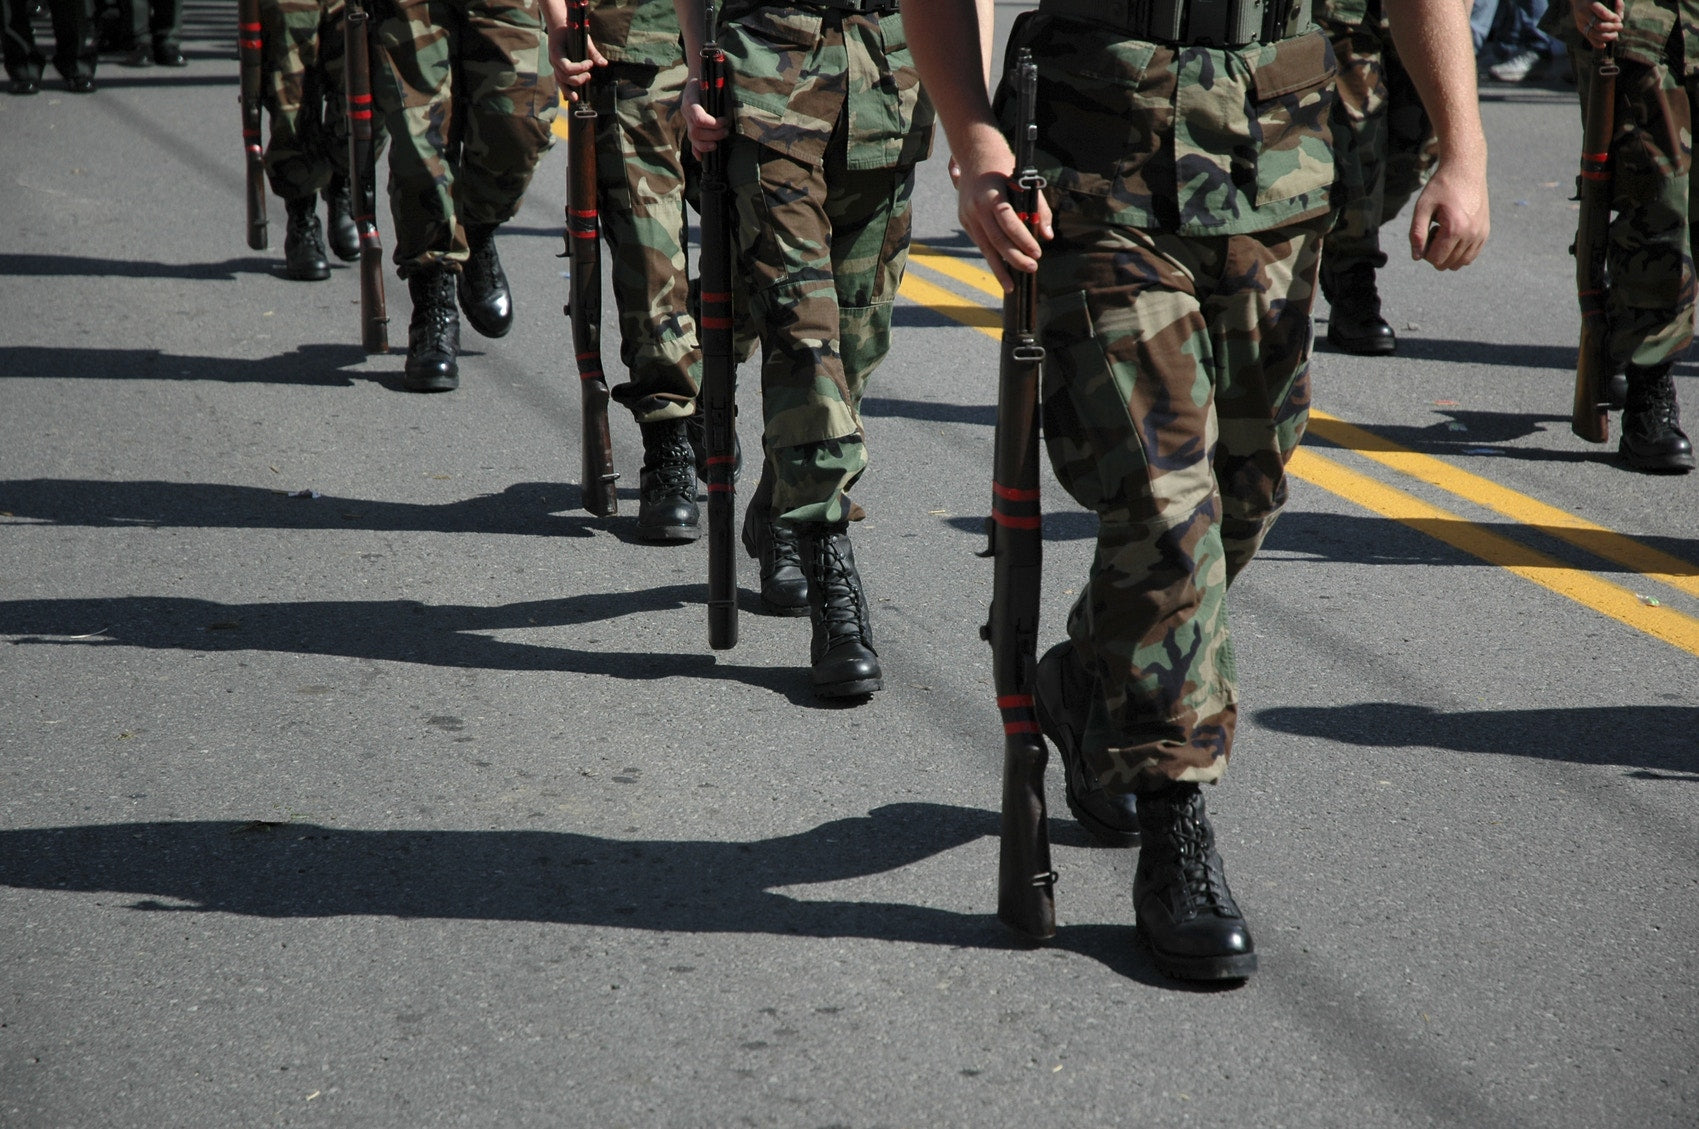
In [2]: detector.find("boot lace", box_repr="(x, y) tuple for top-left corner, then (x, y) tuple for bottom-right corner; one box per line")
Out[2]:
(813, 535), (865, 645)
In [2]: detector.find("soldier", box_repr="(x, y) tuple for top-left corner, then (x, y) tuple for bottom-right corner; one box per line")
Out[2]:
(542, 0), (773, 559)
(372, 0), (557, 392)
(3, 0), (98, 93)
(1318, 0), (1437, 354)
(676, 0), (934, 697)
(259, 0), (385, 283)
(1545, 0), (1696, 472)
(908, 0), (1488, 978)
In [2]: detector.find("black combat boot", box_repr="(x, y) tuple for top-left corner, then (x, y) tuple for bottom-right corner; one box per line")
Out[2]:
(636, 419), (700, 542)
(283, 195), (330, 282)
(1133, 783), (1256, 981)
(798, 521), (881, 698)
(1034, 641), (1139, 846)
(1322, 261), (1396, 356)
(740, 461), (808, 615)
(1619, 363), (1695, 473)
(323, 175), (359, 263)
(404, 266), (460, 392)
(457, 222), (513, 339)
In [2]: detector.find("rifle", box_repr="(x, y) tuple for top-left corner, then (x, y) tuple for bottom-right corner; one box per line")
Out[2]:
(237, 0), (268, 250)
(1572, 44), (1618, 443)
(344, 1), (388, 354)
(563, 0), (619, 517)
(980, 50), (1056, 941)
(699, 0), (738, 650)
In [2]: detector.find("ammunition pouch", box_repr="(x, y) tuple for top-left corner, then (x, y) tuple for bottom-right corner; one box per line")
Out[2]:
(792, 0), (901, 12)
(1037, 0), (1308, 47)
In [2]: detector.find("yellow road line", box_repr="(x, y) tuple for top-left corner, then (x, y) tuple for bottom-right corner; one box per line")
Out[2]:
(1306, 411), (1699, 598)
(1291, 446), (1699, 657)
(898, 272), (1000, 337)
(909, 242), (1004, 300)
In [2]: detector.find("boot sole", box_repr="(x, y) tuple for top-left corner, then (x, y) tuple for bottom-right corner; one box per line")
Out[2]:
(812, 676), (882, 699)
(285, 267), (330, 282)
(1327, 330), (1396, 356)
(403, 373), (458, 393)
(636, 525), (701, 544)
(758, 595), (809, 617)
(1136, 925), (1258, 981)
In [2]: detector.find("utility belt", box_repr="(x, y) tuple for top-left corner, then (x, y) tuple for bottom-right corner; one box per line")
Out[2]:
(1037, 0), (1308, 47)
(789, 0), (901, 13)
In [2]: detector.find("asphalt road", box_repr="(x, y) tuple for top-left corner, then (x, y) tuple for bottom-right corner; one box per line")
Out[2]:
(1, 5), (1695, 1127)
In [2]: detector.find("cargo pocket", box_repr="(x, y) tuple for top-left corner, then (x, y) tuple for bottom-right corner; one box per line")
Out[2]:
(1039, 288), (1149, 515)
(1248, 31), (1336, 208)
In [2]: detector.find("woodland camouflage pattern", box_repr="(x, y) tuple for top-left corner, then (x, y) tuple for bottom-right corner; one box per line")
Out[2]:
(1318, 0), (1435, 271)
(1015, 13), (1335, 236)
(587, 0), (682, 67)
(715, 1), (933, 523)
(261, 0), (386, 200)
(1003, 11), (1333, 788)
(592, 58), (701, 422)
(372, 0), (556, 274)
(1545, 0), (1699, 368)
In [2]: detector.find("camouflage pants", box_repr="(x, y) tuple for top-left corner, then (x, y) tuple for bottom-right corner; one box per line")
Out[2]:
(726, 131), (915, 524)
(589, 61), (699, 423)
(1320, 15), (1435, 272)
(373, 0), (555, 276)
(261, 0), (385, 201)
(1575, 49), (1698, 369)
(1039, 211), (1324, 790)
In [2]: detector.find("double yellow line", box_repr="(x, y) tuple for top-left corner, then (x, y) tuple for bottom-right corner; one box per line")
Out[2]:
(899, 242), (1699, 658)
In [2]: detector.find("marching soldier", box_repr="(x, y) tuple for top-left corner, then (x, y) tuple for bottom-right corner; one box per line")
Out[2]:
(258, 0), (386, 282)
(372, 0), (557, 392)
(676, 0), (934, 697)
(1546, 0), (1696, 472)
(1318, 0), (1437, 354)
(909, 0), (1488, 978)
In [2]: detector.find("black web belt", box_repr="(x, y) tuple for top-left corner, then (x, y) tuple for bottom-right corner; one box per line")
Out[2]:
(1038, 0), (1307, 47)
(793, 0), (901, 13)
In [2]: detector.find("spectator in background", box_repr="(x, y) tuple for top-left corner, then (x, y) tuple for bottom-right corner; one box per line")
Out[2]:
(1477, 0), (1562, 83)
(116, 0), (182, 66)
(2, 0), (98, 92)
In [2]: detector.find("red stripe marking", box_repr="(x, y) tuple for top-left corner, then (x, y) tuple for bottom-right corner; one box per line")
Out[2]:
(993, 512), (1042, 530)
(707, 483), (733, 493)
(1003, 721), (1042, 736)
(992, 482), (1039, 502)
(701, 317), (733, 329)
(1581, 170), (1610, 181)
(707, 455), (736, 466)
(997, 694), (1033, 709)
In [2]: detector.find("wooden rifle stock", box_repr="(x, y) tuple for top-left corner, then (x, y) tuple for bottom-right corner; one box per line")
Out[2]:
(699, 0), (738, 650)
(344, 2), (388, 354)
(237, 0), (268, 250)
(563, 0), (619, 516)
(1573, 45), (1618, 443)
(982, 50), (1056, 941)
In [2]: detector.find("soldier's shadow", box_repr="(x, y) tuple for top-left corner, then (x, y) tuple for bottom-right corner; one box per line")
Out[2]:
(0, 807), (1175, 985)
(0, 343), (377, 387)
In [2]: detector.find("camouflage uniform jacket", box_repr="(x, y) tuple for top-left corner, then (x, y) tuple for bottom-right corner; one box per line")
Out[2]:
(591, 0), (682, 68)
(1317, 0), (1384, 29)
(716, 0), (933, 170)
(1541, 0), (1699, 71)
(1016, 11), (1337, 235)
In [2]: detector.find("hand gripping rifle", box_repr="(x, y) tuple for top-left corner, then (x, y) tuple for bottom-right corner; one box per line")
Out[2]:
(237, 0), (268, 250)
(699, 0), (738, 650)
(563, 0), (619, 517)
(979, 50), (1056, 941)
(344, 0), (388, 354)
(1572, 44), (1618, 443)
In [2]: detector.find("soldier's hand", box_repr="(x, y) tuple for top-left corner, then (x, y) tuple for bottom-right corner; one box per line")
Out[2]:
(680, 77), (730, 159)
(1575, 0), (1623, 48)
(549, 29), (607, 99)
(1409, 161), (1490, 270)
(952, 132), (1052, 293)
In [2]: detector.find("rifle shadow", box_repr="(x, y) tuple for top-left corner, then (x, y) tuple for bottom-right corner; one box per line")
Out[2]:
(1253, 702), (1699, 776)
(0, 478), (601, 538)
(0, 254), (275, 281)
(0, 344), (381, 386)
(0, 808), (1173, 984)
(0, 587), (828, 701)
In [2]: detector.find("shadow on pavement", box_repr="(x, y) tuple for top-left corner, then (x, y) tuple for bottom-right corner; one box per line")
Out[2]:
(0, 344), (380, 386)
(1254, 701), (1699, 775)
(0, 807), (1178, 985)
(0, 479), (601, 537)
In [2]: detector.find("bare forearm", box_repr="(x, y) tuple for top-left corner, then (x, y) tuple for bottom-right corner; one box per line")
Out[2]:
(906, 0), (1003, 164)
(1386, 0), (1487, 170)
